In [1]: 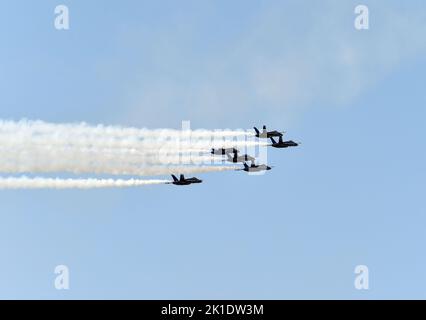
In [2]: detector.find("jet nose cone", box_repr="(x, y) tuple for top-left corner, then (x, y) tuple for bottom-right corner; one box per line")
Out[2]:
(267, 166), (272, 170)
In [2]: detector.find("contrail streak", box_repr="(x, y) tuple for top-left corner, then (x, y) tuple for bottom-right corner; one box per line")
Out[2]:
(0, 176), (170, 189)
(0, 119), (258, 176)
(0, 120), (266, 153)
(0, 119), (253, 139)
(0, 146), (237, 175)
(0, 135), (267, 152)
(0, 147), (237, 175)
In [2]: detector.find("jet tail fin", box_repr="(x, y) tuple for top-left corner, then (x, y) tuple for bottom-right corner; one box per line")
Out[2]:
(233, 152), (238, 162)
(253, 127), (260, 136)
(180, 174), (185, 181)
(243, 162), (249, 169)
(270, 137), (277, 144)
(171, 175), (178, 182)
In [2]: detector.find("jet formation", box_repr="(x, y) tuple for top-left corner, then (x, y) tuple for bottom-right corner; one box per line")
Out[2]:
(170, 125), (299, 186)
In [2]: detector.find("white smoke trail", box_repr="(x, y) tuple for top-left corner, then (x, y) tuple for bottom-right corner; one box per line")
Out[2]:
(0, 120), (267, 154)
(0, 176), (170, 189)
(0, 119), (253, 139)
(0, 119), (259, 176)
(0, 144), (238, 175)
(0, 145), (217, 165)
(0, 134), (267, 152)
(0, 145), (237, 175)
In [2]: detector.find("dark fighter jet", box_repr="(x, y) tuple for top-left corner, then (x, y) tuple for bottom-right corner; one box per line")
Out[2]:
(254, 125), (284, 138)
(226, 150), (255, 164)
(211, 148), (238, 155)
(269, 136), (299, 148)
(240, 162), (272, 173)
(169, 174), (202, 186)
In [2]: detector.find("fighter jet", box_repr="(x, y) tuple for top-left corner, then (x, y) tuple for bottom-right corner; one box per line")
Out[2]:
(239, 162), (272, 173)
(168, 174), (202, 186)
(254, 125), (284, 138)
(269, 136), (299, 148)
(211, 148), (238, 155)
(226, 150), (255, 164)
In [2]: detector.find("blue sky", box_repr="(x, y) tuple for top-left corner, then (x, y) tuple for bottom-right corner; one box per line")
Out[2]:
(0, 0), (425, 299)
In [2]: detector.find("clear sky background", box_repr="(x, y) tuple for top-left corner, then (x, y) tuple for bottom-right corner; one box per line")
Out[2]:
(0, 0), (425, 299)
